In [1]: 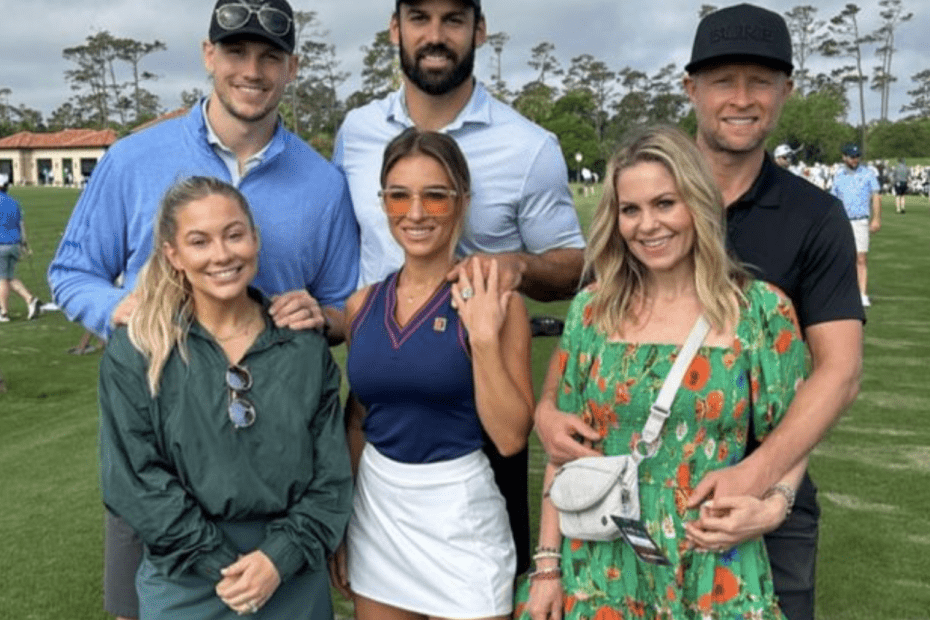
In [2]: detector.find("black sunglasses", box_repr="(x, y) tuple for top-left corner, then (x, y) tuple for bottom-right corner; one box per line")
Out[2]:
(226, 364), (257, 429)
(215, 2), (292, 37)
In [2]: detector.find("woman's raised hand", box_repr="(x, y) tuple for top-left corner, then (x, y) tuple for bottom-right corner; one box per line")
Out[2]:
(451, 257), (511, 343)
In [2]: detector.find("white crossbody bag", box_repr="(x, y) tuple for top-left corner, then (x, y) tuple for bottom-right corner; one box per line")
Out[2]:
(547, 315), (711, 541)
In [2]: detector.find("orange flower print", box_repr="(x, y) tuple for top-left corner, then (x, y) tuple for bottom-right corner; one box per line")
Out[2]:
(606, 565), (621, 580)
(564, 595), (577, 613)
(774, 328), (794, 354)
(684, 355), (711, 391)
(557, 349), (569, 375)
(711, 566), (740, 604)
(705, 390), (724, 420)
(666, 585), (677, 602)
(513, 601), (526, 618)
(697, 593), (713, 612)
(735, 426), (747, 444)
(674, 488), (689, 516)
(598, 376), (607, 392)
(717, 442), (729, 462)
(682, 442), (696, 459)
(675, 562), (686, 587)
(583, 303), (594, 326)
(676, 462), (691, 489)
(694, 398), (706, 422)
(732, 338), (742, 355)
(694, 427), (707, 444)
(594, 606), (624, 620)
(584, 400), (617, 437)
(625, 596), (646, 617)
(570, 538), (583, 551)
(722, 351), (736, 369)
(614, 381), (631, 405)
(733, 399), (747, 420)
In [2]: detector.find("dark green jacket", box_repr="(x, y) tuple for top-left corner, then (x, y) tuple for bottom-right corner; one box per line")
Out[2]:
(99, 306), (352, 583)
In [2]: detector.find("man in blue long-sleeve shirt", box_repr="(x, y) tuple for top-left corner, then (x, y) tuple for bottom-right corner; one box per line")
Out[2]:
(47, 1), (359, 618)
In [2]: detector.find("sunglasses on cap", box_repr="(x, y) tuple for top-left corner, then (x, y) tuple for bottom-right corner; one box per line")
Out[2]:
(215, 2), (292, 37)
(378, 187), (458, 217)
(226, 364), (257, 429)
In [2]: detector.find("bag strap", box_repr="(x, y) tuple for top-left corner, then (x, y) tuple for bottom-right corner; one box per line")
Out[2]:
(639, 315), (711, 450)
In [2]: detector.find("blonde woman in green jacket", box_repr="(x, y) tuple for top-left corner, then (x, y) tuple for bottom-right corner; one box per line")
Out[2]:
(99, 176), (352, 619)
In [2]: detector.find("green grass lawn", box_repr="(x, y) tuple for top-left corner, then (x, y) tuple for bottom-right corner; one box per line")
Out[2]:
(1, 185), (928, 619)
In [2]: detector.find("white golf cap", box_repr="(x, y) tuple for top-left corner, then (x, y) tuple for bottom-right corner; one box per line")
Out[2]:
(774, 144), (793, 159)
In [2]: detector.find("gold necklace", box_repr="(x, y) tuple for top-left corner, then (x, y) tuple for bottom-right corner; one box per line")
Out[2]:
(212, 313), (259, 342)
(400, 279), (445, 304)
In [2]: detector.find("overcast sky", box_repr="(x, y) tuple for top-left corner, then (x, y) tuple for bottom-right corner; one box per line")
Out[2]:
(1, 0), (925, 124)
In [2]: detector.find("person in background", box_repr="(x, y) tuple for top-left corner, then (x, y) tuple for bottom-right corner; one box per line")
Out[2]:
(773, 144), (793, 170)
(333, 0), (586, 576)
(533, 6), (863, 619)
(330, 128), (533, 620)
(100, 176), (352, 620)
(48, 1), (359, 619)
(0, 177), (42, 322)
(891, 157), (909, 214)
(831, 143), (881, 308)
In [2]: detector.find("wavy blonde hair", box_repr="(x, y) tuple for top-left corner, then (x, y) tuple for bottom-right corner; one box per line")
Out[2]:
(127, 176), (257, 396)
(583, 124), (748, 335)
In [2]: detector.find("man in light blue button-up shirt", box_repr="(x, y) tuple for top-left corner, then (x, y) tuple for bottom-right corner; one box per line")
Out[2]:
(334, 0), (585, 302)
(830, 143), (881, 306)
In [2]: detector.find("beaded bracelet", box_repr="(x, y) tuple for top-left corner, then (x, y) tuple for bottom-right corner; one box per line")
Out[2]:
(532, 550), (562, 561)
(764, 483), (796, 518)
(534, 546), (559, 555)
(528, 567), (562, 581)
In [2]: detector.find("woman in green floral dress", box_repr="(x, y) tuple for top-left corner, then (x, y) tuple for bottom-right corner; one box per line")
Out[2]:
(516, 126), (808, 620)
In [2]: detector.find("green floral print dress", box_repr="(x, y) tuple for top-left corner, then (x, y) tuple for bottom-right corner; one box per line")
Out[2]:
(515, 280), (808, 620)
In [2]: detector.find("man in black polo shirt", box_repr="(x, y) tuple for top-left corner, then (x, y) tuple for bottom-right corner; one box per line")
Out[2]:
(534, 5), (863, 619)
(682, 5), (863, 619)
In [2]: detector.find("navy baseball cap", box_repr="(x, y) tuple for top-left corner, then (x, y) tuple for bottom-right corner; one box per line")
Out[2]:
(210, 0), (295, 54)
(686, 3), (793, 75)
(842, 143), (862, 157)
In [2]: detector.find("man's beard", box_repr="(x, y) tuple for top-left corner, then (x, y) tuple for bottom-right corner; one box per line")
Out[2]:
(399, 34), (475, 96)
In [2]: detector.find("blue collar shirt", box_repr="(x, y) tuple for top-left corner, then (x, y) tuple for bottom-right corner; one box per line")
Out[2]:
(831, 164), (879, 220)
(49, 101), (359, 337)
(333, 81), (585, 287)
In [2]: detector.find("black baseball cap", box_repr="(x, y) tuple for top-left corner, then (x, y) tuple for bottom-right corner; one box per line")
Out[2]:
(842, 143), (862, 157)
(396, 0), (481, 14)
(210, 0), (296, 54)
(686, 3), (793, 75)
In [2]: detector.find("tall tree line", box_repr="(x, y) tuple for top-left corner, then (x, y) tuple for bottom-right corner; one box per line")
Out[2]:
(0, 2), (925, 163)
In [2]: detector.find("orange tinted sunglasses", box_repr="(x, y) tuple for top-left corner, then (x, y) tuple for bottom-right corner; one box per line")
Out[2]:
(378, 187), (457, 217)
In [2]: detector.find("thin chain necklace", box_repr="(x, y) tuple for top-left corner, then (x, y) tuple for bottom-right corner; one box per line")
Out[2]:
(397, 267), (450, 304)
(211, 312), (260, 342)
(400, 278), (447, 304)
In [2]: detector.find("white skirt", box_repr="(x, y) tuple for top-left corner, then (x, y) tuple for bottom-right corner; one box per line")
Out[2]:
(347, 444), (515, 618)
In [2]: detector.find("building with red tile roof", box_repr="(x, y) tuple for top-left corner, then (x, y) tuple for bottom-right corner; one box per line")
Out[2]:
(0, 128), (118, 187)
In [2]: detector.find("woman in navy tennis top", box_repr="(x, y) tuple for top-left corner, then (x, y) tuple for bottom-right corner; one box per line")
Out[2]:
(329, 128), (534, 620)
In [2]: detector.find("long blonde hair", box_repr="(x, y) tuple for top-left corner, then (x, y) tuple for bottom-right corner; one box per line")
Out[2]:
(583, 124), (748, 334)
(127, 176), (257, 396)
